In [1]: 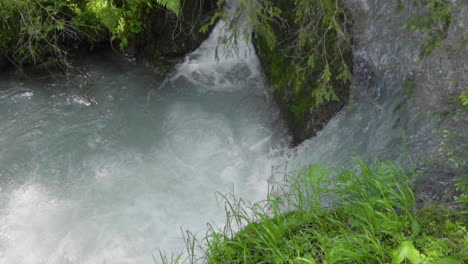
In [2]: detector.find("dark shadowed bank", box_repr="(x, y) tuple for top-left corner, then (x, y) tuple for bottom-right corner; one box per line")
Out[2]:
(0, 0), (220, 72)
(134, 0), (219, 65)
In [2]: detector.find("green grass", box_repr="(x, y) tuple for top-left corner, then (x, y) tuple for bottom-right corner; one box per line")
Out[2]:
(160, 160), (467, 264)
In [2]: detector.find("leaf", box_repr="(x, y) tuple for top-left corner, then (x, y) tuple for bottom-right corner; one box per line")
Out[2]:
(411, 220), (420, 237)
(319, 66), (331, 83)
(392, 241), (422, 264)
(155, 0), (181, 16)
(294, 257), (316, 264)
(459, 92), (468, 106)
(336, 69), (351, 83)
(435, 257), (462, 264)
(307, 55), (316, 69)
(119, 37), (128, 50)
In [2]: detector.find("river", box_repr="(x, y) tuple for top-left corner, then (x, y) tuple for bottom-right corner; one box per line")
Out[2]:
(0, 17), (291, 263)
(1, 0), (466, 263)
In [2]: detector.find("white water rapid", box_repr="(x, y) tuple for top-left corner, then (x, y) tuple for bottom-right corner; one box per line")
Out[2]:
(0, 16), (289, 264)
(1, 0), (466, 263)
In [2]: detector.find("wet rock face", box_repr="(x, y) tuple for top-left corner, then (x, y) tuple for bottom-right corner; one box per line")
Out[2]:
(344, 0), (468, 101)
(135, 0), (219, 65)
(344, 0), (467, 140)
(342, 0), (468, 205)
(352, 52), (377, 98)
(256, 0), (467, 172)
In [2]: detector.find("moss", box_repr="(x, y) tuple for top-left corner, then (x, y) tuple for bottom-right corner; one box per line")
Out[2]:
(253, 0), (353, 145)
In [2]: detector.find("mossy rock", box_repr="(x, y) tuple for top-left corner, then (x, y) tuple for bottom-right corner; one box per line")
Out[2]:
(135, 0), (219, 64)
(253, 0), (353, 145)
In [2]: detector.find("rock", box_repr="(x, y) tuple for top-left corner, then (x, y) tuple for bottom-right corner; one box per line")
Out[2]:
(253, 0), (353, 146)
(135, 0), (219, 65)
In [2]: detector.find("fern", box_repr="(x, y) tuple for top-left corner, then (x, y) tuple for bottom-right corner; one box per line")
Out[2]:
(155, 0), (181, 15)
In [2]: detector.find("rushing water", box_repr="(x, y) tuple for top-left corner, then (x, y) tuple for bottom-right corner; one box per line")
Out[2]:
(1, 0), (466, 263)
(0, 20), (290, 263)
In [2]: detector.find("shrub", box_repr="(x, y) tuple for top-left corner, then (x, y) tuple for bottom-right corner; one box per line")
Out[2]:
(0, 0), (182, 68)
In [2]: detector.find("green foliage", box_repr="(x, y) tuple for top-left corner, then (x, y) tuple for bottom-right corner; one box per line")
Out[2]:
(291, 98), (311, 119)
(0, 0), (78, 66)
(400, 0), (467, 59)
(454, 177), (468, 206)
(155, 0), (181, 16)
(433, 91), (468, 169)
(0, 0), (182, 67)
(398, 1), (467, 173)
(216, 0), (352, 118)
(164, 160), (467, 264)
(86, 0), (181, 50)
(200, 2), (226, 34)
(459, 92), (468, 107)
(280, 0), (352, 106)
(392, 241), (423, 264)
(437, 129), (467, 168)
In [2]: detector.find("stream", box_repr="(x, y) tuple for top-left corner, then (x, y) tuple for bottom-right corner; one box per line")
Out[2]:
(0, 19), (291, 262)
(1, 0), (466, 263)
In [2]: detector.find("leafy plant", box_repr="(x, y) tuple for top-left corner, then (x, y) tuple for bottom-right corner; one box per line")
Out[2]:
(159, 160), (467, 264)
(211, 0), (352, 114)
(459, 92), (468, 107)
(432, 90), (468, 169)
(0, 0), (182, 68)
(400, 0), (467, 58)
(392, 241), (423, 264)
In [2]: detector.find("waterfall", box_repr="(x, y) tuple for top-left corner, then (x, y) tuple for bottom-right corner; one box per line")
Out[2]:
(0, 0), (466, 263)
(288, 0), (467, 171)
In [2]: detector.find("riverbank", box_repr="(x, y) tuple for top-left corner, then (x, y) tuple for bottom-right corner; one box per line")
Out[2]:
(183, 160), (467, 264)
(166, 0), (468, 262)
(0, 0), (219, 71)
(0, 0), (466, 263)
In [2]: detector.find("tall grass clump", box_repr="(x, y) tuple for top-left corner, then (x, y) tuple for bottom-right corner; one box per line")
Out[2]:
(163, 160), (467, 264)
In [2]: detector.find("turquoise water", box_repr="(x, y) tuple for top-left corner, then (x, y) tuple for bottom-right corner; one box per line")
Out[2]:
(1, 0), (462, 262)
(0, 22), (289, 262)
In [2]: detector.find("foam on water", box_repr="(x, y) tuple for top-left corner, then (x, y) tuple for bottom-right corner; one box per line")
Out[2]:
(1, 0), (464, 262)
(0, 11), (288, 262)
(170, 18), (260, 93)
